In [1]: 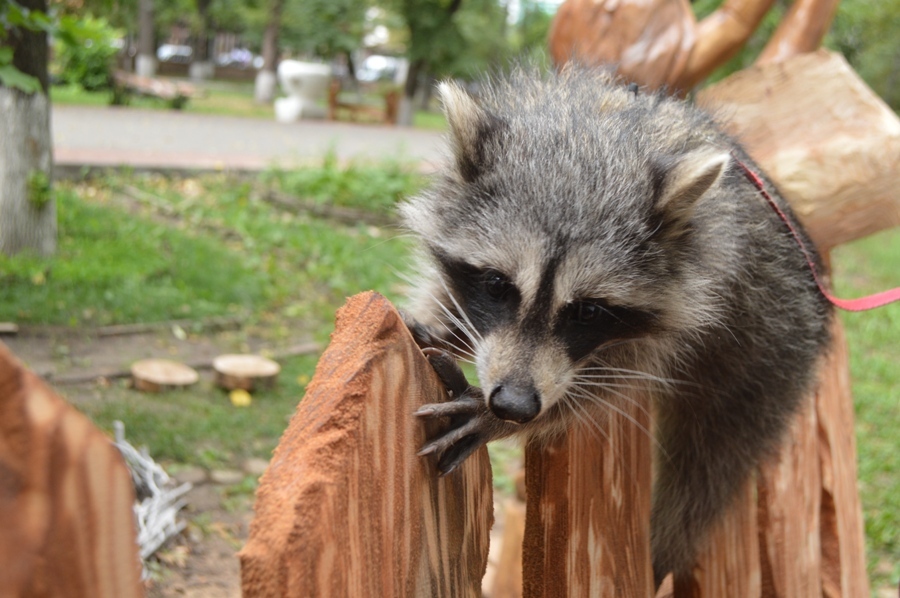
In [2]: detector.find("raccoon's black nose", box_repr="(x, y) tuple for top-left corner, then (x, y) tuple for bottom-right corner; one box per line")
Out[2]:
(489, 384), (540, 424)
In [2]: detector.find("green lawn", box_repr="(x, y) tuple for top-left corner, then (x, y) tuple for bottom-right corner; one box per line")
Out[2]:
(0, 166), (896, 591)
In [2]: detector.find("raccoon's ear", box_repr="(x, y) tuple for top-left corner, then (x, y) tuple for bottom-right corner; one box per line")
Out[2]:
(654, 148), (730, 223)
(438, 81), (507, 183)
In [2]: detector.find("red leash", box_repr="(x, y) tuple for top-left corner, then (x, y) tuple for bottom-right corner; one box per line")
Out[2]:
(734, 157), (900, 312)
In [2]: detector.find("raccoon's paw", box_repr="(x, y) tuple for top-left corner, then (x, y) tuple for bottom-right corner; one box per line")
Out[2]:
(400, 310), (445, 351)
(415, 348), (512, 475)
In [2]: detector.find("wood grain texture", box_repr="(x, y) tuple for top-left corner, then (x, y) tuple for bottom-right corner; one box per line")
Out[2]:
(756, 394), (822, 598)
(239, 291), (493, 598)
(696, 50), (900, 250)
(816, 318), (870, 598)
(673, 480), (761, 598)
(0, 341), (143, 598)
(522, 395), (653, 598)
(491, 499), (526, 598)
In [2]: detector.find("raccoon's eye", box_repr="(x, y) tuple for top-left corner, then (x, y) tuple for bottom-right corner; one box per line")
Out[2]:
(566, 301), (604, 325)
(483, 270), (513, 300)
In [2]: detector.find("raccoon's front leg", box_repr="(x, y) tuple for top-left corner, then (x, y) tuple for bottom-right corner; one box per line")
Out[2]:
(415, 348), (519, 475)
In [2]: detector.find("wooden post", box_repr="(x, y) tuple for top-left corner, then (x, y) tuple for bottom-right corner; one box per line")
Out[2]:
(239, 292), (493, 597)
(0, 342), (144, 598)
(522, 395), (654, 597)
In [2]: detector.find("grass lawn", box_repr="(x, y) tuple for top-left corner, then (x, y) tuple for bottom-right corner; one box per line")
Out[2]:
(0, 164), (897, 591)
(51, 80), (448, 129)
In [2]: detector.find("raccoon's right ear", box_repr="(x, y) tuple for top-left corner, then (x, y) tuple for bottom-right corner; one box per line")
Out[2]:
(653, 148), (731, 225)
(439, 81), (507, 183)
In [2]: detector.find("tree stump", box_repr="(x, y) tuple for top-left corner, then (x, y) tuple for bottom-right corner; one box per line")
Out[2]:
(131, 358), (199, 392)
(212, 354), (280, 391)
(0, 341), (144, 597)
(239, 292), (493, 597)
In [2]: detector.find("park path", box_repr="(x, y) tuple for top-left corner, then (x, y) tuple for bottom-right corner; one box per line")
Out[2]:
(52, 104), (448, 172)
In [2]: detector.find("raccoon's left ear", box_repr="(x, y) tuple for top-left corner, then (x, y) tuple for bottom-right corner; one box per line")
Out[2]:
(438, 81), (507, 183)
(654, 148), (731, 224)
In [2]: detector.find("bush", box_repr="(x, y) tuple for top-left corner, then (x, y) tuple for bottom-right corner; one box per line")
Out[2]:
(55, 16), (120, 92)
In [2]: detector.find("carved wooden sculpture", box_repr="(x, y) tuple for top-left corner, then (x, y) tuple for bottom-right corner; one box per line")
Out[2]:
(549, 0), (841, 91)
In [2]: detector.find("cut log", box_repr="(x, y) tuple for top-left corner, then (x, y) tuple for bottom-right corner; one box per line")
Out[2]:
(697, 50), (900, 250)
(0, 341), (143, 597)
(239, 292), (493, 597)
(131, 358), (199, 392)
(213, 354), (280, 391)
(522, 394), (654, 597)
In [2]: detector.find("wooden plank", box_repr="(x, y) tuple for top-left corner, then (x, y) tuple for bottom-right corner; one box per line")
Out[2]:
(696, 50), (900, 250)
(239, 291), (493, 597)
(817, 317), (870, 598)
(756, 394), (822, 597)
(0, 341), (144, 598)
(522, 394), (653, 598)
(673, 480), (761, 598)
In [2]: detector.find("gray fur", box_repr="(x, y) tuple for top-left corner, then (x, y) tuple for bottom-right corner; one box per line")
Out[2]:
(400, 65), (832, 585)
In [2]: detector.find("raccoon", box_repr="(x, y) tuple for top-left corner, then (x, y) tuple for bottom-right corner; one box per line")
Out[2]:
(399, 66), (832, 584)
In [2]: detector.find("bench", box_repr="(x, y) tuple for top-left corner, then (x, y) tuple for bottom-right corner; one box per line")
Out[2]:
(327, 81), (399, 125)
(112, 70), (203, 110)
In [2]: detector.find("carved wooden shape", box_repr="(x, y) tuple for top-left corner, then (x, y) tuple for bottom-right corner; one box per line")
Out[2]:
(239, 292), (493, 597)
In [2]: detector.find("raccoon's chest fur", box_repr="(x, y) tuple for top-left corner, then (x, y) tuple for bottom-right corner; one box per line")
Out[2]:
(400, 66), (831, 583)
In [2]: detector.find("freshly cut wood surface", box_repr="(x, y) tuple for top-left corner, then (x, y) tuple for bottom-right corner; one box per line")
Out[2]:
(131, 358), (199, 392)
(239, 292), (493, 597)
(0, 341), (143, 598)
(697, 50), (900, 250)
(816, 318), (870, 598)
(522, 394), (653, 597)
(212, 354), (280, 391)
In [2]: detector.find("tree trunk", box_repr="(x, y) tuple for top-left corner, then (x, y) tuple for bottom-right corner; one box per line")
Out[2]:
(397, 58), (423, 127)
(190, 0), (214, 80)
(136, 0), (156, 77)
(254, 0), (284, 103)
(0, 0), (55, 257)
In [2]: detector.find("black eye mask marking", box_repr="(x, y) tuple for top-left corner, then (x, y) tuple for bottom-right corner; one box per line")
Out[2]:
(432, 251), (521, 336)
(555, 299), (659, 363)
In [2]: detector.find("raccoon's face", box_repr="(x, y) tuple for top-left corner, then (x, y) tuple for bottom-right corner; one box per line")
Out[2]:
(402, 78), (729, 425)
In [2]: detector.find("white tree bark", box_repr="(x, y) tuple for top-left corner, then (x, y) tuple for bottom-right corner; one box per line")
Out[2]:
(0, 87), (56, 256)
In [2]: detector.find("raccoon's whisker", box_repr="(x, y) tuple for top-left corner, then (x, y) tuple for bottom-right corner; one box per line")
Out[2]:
(562, 395), (609, 445)
(567, 386), (662, 456)
(578, 366), (701, 388)
(572, 380), (656, 391)
(437, 278), (485, 345)
(432, 306), (479, 360)
(421, 291), (479, 358)
(569, 382), (653, 421)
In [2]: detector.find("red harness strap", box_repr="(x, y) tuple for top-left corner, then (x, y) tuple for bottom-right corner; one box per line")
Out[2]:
(734, 157), (900, 312)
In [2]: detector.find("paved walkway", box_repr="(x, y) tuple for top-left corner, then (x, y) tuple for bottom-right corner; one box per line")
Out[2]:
(52, 104), (448, 172)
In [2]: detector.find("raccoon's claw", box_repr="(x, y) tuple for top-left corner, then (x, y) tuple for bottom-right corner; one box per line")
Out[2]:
(416, 348), (498, 475)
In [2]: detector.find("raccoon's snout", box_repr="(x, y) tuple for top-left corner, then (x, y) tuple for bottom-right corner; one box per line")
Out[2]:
(488, 384), (540, 424)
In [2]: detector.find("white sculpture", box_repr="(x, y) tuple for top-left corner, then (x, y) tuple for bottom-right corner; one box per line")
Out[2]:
(274, 60), (332, 122)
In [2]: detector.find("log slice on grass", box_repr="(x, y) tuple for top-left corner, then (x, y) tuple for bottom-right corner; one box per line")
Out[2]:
(239, 291), (493, 597)
(213, 354), (280, 391)
(131, 358), (199, 392)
